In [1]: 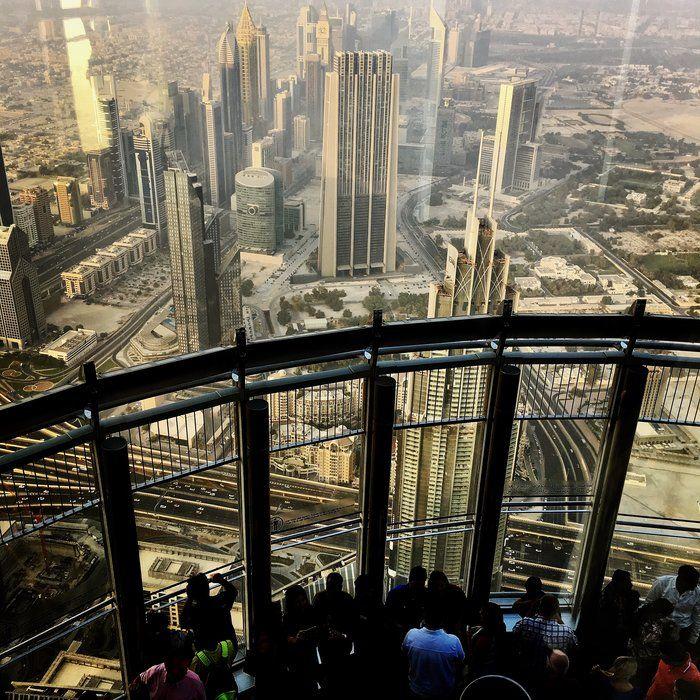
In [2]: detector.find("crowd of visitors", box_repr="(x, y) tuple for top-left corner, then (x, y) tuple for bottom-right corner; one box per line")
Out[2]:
(133, 563), (700, 700)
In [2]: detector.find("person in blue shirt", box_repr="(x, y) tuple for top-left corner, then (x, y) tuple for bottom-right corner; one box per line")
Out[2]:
(402, 592), (465, 700)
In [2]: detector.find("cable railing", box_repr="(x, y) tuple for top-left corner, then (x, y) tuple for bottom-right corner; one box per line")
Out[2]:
(1, 304), (700, 683)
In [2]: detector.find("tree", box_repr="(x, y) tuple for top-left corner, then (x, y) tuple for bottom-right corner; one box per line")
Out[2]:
(429, 191), (444, 206)
(362, 286), (386, 312)
(240, 278), (254, 297)
(277, 307), (292, 325)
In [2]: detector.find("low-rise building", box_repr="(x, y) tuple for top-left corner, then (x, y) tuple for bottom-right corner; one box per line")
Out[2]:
(60, 228), (158, 298)
(61, 264), (98, 298)
(532, 256), (596, 286)
(662, 179), (684, 195)
(626, 191), (647, 206)
(41, 329), (97, 366)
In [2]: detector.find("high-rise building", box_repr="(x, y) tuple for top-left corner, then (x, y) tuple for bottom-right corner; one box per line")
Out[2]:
(237, 4), (260, 128)
(393, 180), (510, 583)
(256, 25), (273, 124)
(11, 201), (39, 249)
(217, 22), (244, 184)
(478, 79), (542, 195)
(434, 99), (455, 171)
(134, 117), (168, 245)
(18, 187), (54, 245)
(464, 19), (490, 68)
(201, 79), (228, 208)
(0, 143), (12, 227)
(319, 51), (399, 278)
(241, 125), (254, 169)
(234, 167), (283, 253)
(54, 177), (83, 225)
(217, 247), (243, 346)
(92, 75), (127, 203)
(293, 115), (310, 152)
(296, 5), (319, 76)
(163, 81), (204, 171)
(316, 4), (333, 67)
(426, 3), (447, 105)
(0, 224), (46, 350)
(252, 137), (275, 168)
(87, 148), (117, 210)
(274, 91), (292, 157)
(165, 169), (216, 354)
(304, 53), (325, 142)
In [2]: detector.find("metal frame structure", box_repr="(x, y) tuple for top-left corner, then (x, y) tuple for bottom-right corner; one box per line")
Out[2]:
(1, 301), (700, 688)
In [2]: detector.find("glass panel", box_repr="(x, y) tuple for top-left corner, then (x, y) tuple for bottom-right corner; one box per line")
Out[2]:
(272, 527), (359, 599)
(386, 528), (474, 592)
(0, 507), (110, 653)
(1, 612), (122, 695)
(505, 418), (602, 498)
(269, 436), (361, 533)
(640, 364), (700, 425)
(391, 364), (490, 429)
(111, 398), (239, 491)
(493, 506), (590, 599)
(607, 420), (700, 594)
(133, 462), (241, 595)
(264, 376), (365, 453)
(391, 421), (484, 587)
(516, 362), (616, 420)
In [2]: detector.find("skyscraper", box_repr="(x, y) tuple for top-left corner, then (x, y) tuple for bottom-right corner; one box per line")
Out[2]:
(11, 201), (39, 249)
(54, 177), (83, 225)
(478, 79), (542, 195)
(134, 117), (168, 245)
(218, 247), (243, 346)
(234, 167), (283, 253)
(201, 77), (228, 207)
(274, 90), (292, 158)
(393, 183), (510, 583)
(256, 25), (273, 124)
(434, 99), (455, 171)
(296, 5), (319, 76)
(426, 2), (448, 105)
(316, 3), (333, 67)
(18, 187), (54, 245)
(217, 23), (244, 183)
(0, 143), (12, 227)
(163, 81), (204, 171)
(304, 53), (325, 142)
(87, 148), (117, 210)
(237, 4), (260, 128)
(165, 169), (215, 354)
(92, 75), (127, 203)
(293, 115), (310, 152)
(319, 51), (399, 278)
(252, 137), (275, 168)
(464, 18), (490, 68)
(0, 224), (46, 350)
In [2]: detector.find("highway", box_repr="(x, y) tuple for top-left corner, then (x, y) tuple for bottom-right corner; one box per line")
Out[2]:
(397, 181), (445, 280)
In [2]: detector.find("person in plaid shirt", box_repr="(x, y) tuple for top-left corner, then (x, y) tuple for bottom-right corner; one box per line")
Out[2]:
(512, 594), (578, 655)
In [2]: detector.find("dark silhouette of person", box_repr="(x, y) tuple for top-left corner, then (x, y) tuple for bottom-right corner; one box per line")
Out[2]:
(281, 584), (320, 699)
(513, 576), (545, 619)
(181, 573), (238, 653)
(386, 565), (428, 636)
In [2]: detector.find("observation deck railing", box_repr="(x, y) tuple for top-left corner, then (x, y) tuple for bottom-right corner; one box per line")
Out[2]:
(1, 299), (700, 691)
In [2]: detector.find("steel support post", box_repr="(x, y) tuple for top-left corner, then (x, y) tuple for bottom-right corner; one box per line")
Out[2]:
(359, 375), (396, 606)
(96, 435), (146, 686)
(240, 397), (272, 660)
(574, 361), (648, 636)
(468, 364), (521, 607)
